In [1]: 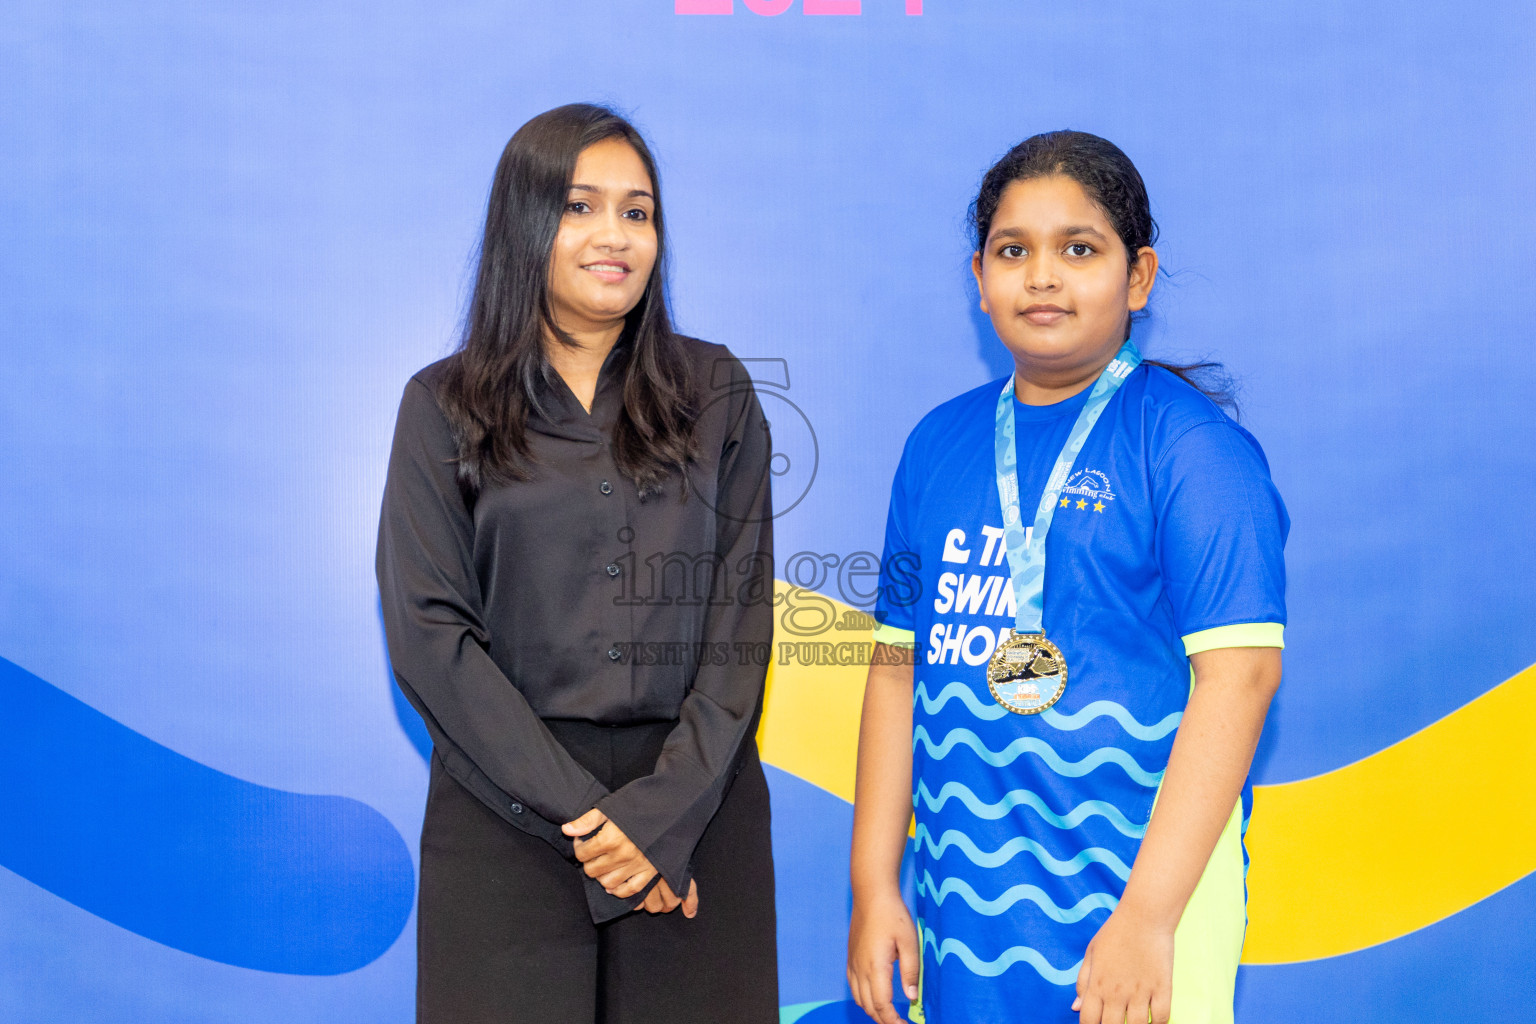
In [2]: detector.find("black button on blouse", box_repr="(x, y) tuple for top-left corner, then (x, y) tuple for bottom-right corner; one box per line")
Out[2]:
(376, 337), (772, 922)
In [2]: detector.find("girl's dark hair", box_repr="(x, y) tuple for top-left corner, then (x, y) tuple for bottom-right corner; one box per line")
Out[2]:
(969, 130), (1236, 411)
(439, 103), (697, 497)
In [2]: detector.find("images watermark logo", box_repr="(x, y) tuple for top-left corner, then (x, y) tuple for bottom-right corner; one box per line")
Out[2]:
(677, 0), (921, 14)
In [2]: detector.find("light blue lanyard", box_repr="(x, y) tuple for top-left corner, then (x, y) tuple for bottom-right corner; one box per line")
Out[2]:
(994, 340), (1141, 635)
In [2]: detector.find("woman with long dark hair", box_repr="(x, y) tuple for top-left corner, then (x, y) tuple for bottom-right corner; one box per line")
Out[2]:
(377, 103), (777, 1023)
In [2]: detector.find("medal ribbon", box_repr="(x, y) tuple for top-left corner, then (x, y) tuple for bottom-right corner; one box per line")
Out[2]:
(995, 340), (1141, 635)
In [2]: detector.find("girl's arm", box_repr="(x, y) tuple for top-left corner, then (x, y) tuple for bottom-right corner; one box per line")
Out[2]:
(849, 644), (920, 1024)
(1073, 645), (1282, 1024)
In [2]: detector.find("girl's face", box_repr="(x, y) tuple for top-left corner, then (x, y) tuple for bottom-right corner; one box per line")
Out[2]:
(971, 174), (1156, 385)
(547, 138), (658, 339)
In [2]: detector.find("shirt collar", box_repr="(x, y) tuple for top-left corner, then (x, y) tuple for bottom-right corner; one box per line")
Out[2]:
(529, 336), (631, 440)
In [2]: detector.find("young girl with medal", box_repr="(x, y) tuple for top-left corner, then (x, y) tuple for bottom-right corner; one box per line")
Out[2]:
(848, 131), (1288, 1024)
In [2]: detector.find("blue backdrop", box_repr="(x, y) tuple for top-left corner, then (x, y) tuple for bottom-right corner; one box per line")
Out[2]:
(3, 1), (1534, 1020)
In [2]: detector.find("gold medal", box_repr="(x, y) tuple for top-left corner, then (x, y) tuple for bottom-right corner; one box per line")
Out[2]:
(986, 631), (1067, 715)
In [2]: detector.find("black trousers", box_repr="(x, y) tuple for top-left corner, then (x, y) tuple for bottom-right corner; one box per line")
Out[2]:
(417, 720), (778, 1023)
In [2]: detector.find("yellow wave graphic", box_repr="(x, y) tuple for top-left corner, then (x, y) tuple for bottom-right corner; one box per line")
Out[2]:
(756, 583), (1536, 963)
(1242, 659), (1536, 962)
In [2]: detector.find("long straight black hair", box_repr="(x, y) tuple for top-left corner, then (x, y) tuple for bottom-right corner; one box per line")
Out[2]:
(439, 103), (697, 497)
(969, 130), (1237, 411)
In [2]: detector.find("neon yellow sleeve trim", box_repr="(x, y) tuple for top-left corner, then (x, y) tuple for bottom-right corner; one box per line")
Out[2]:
(1182, 622), (1285, 656)
(872, 623), (917, 649)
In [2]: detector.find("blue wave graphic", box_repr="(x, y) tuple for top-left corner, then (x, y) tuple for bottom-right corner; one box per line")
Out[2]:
(916, 870), (1118, 922)
(0, 656), (415, 974)
(915, 781), (1147, 837)
(922, 926), (1082, 985)
(914, 823), (1132, 880)
(791, 1001), (879, 1024)
(1040, 701), (1183, 741)
(913, 726), (1164, 787)
(915, 681), (1006, 721)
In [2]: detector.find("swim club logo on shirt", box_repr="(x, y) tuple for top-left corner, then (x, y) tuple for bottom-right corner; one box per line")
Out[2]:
(924, 467), (1117, 667)
(1060, 468), (1116, 514)
(925, 525), (1018, 667)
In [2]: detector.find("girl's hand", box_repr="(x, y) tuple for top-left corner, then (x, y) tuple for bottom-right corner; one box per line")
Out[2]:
(1071, 907), (1174, 1024)
(638, 877), (700, 918)
(847, 889), (920, 1024)
(563, 809), (656, 899)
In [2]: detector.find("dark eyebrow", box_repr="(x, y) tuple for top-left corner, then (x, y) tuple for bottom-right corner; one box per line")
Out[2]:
(989, 224), (1111, 244)
(569, 184), (655, 200)
(1061, 225), (1109, 240)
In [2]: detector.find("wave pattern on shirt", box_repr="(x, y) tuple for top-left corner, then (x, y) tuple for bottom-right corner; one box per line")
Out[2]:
(915, 682), (1182, 741)
(912, 725), (1165, 786)
(910, 674), (1160, 1005)
(922, 925), (1083, 986)
(914, 780), (1147, 837)
(914, 824), (1133, 880)
(916, 870), (1120, 922)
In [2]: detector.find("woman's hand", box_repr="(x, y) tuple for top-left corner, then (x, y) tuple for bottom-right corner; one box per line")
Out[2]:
(563, 809), (656, 899)
(639, 877), (700, 917)
(847, 888), (920, 1024)
(1071, 906), (1174, 1024)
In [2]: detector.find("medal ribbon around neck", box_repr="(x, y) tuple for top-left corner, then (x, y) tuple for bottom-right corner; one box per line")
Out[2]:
(988, 339), (1141, 714)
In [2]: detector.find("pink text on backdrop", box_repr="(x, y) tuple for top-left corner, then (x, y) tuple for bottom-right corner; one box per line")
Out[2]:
(676, 0), (922, 14)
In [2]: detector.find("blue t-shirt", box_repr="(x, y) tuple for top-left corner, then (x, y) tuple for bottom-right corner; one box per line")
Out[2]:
(874, 364), (1288, 1023)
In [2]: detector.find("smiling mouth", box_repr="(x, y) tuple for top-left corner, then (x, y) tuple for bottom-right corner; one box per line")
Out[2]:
(583, 262), (630, 278)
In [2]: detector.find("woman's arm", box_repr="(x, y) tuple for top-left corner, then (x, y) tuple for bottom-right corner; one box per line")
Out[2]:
(1072, 645), (1281, 1024)
(848, 645), (920, 1024)
(377, 377), (611, 828)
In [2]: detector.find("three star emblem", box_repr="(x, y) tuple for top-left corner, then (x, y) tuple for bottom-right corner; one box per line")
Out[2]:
(1058, 496), (1108, 513)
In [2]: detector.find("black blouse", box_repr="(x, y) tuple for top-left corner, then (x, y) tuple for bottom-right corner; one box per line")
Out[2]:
(376, 338), (773, 922)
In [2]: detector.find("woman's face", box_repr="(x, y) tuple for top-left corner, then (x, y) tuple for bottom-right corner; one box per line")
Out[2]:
(971, 174), (1155, 382)
(546, 138), (658, 339)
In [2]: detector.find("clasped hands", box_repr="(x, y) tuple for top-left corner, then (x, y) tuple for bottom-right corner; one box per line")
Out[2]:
(562, 809), (698, 917)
